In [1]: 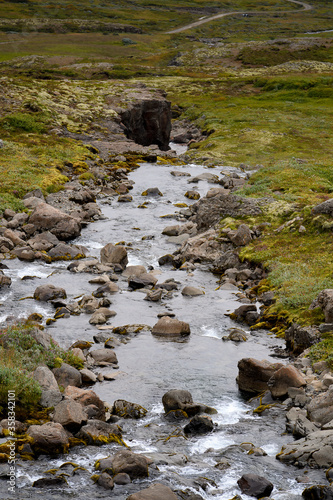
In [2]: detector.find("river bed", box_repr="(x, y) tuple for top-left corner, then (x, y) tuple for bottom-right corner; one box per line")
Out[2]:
(0, 148), (326, 499)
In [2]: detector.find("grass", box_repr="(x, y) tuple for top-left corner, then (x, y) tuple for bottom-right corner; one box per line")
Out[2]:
(0, 323), (83, 416)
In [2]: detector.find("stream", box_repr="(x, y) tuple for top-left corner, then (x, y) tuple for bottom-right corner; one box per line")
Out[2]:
(0, 145), (326, 499)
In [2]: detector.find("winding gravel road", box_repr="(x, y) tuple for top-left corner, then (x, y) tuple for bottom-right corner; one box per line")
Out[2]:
(166, 0), (313, 34)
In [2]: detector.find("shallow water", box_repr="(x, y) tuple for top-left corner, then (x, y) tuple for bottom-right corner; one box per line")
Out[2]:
(0, 149), (326, 498)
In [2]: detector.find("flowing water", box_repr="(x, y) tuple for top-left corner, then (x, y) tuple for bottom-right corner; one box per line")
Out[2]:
(0, 147), (325, 499)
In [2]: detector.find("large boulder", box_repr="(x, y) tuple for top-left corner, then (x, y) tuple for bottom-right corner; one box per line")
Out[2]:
(189, 192), (261, 232)
(97, 449), (149, 479)
(47, 243), (85, 261)
(267, 365), (306, 398)
(64, 386), (105, 419)
(52, 363), (82, 389)
(286, 408), (318, 438)
(237, 358), (283, 394)
(33, 284), (67, 302)
(162, 389), (216, 417)
(120, 97), (171, 151)
(126, 483), (178, 500)
(237, 473), (273, 498)
(53, 399), (87, 432)
(152, 317), (190, 337)
(122, 265), (147, 278)
(77, 420), (122, 445)
(27, 422), (69, 455)
(33, 366), (62, 408)
(100, 243), (128, 268)
(28, 203), (81, 241)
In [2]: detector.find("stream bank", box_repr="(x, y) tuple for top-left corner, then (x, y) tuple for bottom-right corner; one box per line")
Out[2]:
(0, 145), (330, 499)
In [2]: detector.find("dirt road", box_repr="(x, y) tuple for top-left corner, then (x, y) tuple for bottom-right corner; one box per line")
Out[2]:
(166, 0), (313, 34)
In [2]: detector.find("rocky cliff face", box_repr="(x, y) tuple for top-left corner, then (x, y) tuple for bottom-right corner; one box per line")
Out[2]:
(120, 97), (171, 151)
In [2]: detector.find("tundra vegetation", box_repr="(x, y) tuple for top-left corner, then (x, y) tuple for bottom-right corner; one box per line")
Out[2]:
(0, 0), (332, 405)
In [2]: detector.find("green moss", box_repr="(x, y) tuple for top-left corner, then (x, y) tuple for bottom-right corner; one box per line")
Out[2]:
(308, 336), (333, 370)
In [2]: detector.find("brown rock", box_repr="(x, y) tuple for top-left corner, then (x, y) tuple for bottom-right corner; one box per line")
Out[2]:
(64, 386), (105, 419)
(100, 243), (128, 268)
(33, 284), (67, 302)
(29, 203), (81, 241)
(268, 365), (306, 398)
(152, 317), (190, 337)
(237, 358), (283, 394)
(27, 422), (69, 455)
(90, 348), (118, 365)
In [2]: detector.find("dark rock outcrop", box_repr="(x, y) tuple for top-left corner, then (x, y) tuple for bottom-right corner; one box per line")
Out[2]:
(120, 97), (171, 151)
(285, 323), (320, 354)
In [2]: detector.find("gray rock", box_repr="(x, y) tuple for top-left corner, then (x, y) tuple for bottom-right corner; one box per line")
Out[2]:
(162, 389), (216, 417)
(277, 429), (333, 468)
(286, 408), (318, 437)
(97, 449), (149, 479)
(53, 363), (82, 389)
(90, 349), (118, 365)
(53, 399), (87, 432)
(237, 473), (273, 498)
(229, 224), (252, 246)
(122, 265), (147, 278)
(28, 231), (60, 251)
(184, 415), (214, 435)
(97, 472), (114, 490)
(308, 386), (333, 425)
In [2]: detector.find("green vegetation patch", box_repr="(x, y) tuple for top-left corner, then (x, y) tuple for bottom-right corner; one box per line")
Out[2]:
(308, 335), (333, 369)
(0, 323), (83, 415)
